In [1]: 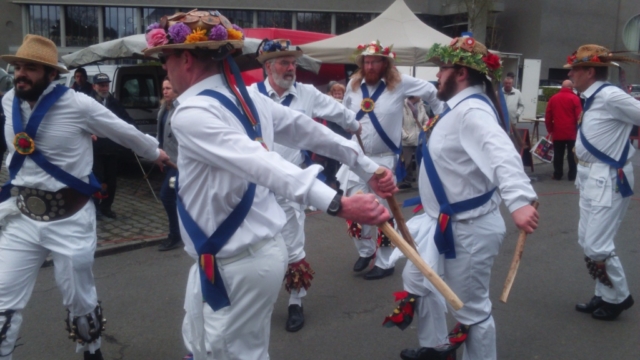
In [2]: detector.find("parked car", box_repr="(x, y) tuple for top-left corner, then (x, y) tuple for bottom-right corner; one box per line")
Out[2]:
(628, 84), (640, 100)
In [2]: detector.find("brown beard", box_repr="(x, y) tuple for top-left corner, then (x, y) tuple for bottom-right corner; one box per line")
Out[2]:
(364, 70), (383, 85)
(436, 73), (458, 101)
(14, 75), (51, 102)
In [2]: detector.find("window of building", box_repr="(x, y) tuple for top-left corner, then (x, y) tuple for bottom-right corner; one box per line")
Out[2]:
(296, 12), (331, 33)
(142, 8), (176, 29)
(29, 5), (61, 45)
(65, 6), (100, 47)
(257, 11), (292, 29)
(623, 14), (640, 51)
(104, 7), (137, 41)
(335, 13), (370, 35)
(224, 10), (254, 29)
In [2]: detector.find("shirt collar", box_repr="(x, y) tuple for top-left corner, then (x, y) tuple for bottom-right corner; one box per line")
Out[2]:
(502, 87), (515, 95)
(446, 85), (483, 110)
(359, 77), (387, 87)
(177, 74), (226, 104)
(581, 80), (605, 99)
(264, 77), (297, 99)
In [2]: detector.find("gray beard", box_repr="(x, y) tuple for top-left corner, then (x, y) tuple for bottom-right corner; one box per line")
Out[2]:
(273, 73), (295, 89)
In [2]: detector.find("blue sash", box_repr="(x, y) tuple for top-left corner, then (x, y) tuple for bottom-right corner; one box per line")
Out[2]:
(0, 85), (100, 203)
(256, 81), (294, 107)
(175, 88), (260, 311)
(355, 82), (401, 155)
(421, 94), (498, 259)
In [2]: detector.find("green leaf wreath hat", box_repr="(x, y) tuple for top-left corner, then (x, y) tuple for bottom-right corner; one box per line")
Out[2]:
(427, 35), (502, 80)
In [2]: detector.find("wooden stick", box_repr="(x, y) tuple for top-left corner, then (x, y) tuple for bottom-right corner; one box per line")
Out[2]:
(499, 201), (540, 303)
(378, 221), (464, 310)
(166, 160), (178, 170)
(355, 134), (365, 152)
(375, 168), (418, 252)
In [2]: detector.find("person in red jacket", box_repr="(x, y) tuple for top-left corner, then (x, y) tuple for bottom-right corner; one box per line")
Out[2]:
(545, 80), (582, 180)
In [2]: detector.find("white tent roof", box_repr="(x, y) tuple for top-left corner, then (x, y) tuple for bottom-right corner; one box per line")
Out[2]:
(299, 0), (452, 66)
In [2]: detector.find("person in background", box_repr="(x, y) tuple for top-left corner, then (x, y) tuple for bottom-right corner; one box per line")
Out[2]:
(398, 96), (429, 189)
(157, 77), (181, 251)
(71, 67), (93, 95)
(544, 79), (581, 181)
(329, 82), (346, 102)
(503, 72), (524, 128)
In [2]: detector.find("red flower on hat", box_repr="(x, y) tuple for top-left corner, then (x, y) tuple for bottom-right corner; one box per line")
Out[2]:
(461, 37), (476, 52)
(357, 44), (366, 50)
(482, 53), (501, 70)
(382, 47), (390, 55)
(590, 55), (601, 62)
(449, 37), (459, 46)
(567, 51), (577, 64)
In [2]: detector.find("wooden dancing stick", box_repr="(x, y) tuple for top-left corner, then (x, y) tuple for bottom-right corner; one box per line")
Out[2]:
(375, 168), (418, 252)
(355, 134), (366, 152)
(166, 160), (178, 170)
(377, 221), (464, 310)
(500, 201), (540, 303)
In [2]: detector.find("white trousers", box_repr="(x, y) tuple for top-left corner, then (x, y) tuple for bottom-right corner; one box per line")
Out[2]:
(276, 197), (308, 306)
(576, 163), (632, 303)
(182, 235), (287, 360)
(0, 201), (101, 358)
(337, 155), (397, 270)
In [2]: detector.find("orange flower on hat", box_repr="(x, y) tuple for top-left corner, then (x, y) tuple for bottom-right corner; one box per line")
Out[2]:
(184, 28), (208, 44)
(227, 28), (243, 40)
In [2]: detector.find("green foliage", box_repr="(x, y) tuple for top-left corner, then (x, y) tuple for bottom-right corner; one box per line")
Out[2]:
(427, 43), (501, 80)
(539, 87), (561, 102)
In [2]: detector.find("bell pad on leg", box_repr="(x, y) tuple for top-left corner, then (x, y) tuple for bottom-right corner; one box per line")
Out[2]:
(284, 259), (315, 293)
(383, 291), (418, 330)
(65, 302), (106, 345)
(585, 256), (613, 288)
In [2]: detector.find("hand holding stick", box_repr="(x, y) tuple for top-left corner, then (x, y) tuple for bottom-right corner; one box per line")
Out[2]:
(375, 168), (417, 252)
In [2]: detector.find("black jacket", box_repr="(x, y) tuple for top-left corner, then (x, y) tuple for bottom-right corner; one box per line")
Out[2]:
(91, 91), (137, 155)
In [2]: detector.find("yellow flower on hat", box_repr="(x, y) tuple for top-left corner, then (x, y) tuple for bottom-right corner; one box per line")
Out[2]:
(185, 28), (208, 44)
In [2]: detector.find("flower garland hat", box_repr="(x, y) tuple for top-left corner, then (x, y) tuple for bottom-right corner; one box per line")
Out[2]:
(353, 40), (396, 67)
(256, 39), (303, 64)
(427, 34), (502, 80)
(142, 9), (245, 55)
(1, 35), (69, 74)
(564, 44), (640, 68)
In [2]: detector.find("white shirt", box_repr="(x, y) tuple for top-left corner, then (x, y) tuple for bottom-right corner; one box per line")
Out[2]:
(172, 74), (379, 259)
(2, 84), (159, 192)
(419, 86), (537, 220)
(575, 81), (640, 163)
(343, 73), (445, 156)
(250, 78), (359, 165)
(503, 87), (524, 122)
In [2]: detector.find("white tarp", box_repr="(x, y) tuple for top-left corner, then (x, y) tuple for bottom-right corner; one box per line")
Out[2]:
(299, 0), (452, 66)
(61, 35), (321, 73)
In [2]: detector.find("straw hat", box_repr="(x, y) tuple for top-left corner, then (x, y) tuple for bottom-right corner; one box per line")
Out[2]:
(256, 39), (302, 64)
(143, 9), (244, 56)
(563, 44), (640, 68)
(1, 35), (69, 74)
(353, 40), (396, 67)
(427, 35), (502, 80)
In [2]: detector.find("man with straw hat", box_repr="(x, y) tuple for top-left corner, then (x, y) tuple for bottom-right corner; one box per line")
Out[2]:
(566, 44), (640, 321)
(0, 35), (168, 360)
(397, 35), (538, 360)
(142, 9), (396, 359)
(250, 38), (362, 333)
(338, 40), (444, 280)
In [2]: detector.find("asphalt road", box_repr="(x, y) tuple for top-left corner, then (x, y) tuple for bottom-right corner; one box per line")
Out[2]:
(13, 160), (640, 360)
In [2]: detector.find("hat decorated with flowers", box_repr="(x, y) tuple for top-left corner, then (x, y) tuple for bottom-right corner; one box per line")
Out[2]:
(142, 9), (245, 55)
(427, 35), (502, 80)
(256, 39), (303, 64)
(563, 44), (640, 68)
(353, 40), (396, 67)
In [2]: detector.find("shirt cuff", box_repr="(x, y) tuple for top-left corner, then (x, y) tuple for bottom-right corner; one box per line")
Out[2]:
(347, 118), (360, 132)
(350, 154), (379, 183)
(307, 180), (337, 212)
(507, 197), (534, 213)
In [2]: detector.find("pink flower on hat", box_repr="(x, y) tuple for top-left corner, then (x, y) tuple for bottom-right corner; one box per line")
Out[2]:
(146, 29), (168, 48)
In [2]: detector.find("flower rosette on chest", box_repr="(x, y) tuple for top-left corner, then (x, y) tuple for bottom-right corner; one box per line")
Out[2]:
(360, 98), (375, 113)
(13, 132), (35, 155)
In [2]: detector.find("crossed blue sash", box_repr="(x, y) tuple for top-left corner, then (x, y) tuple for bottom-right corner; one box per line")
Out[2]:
(0, 85), (100, 203)
(421, 94), (499, 259)
(578, 83), (632, 197)
(355, 82), (401, 155)
(256, 81), (295, 107)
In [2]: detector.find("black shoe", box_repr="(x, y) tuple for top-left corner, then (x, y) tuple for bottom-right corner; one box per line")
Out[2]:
(551, 175), (562, 181)
(364, 266), (394, 280)
(400, 347), (456, 360)
(591, 295), (634, 321)
(158, 234), (182, 251)
(353, 255), (375, 272)
(101, 209), (117, 219)
(575, 296), (604, 313)
(398, 181), (412, 190)
(84, 349), (104, 360)
(285, 304), (304, 332)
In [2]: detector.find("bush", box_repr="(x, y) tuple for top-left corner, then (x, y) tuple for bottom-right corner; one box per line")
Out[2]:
(539, 86), (561, 102)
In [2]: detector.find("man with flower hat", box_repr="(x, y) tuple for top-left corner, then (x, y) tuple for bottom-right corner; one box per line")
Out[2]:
(0, 35), (168, 360)
(250, 38), (363, 333)
(397, 35), (538, 360)
(565, 44), (640, 321)
(142, 10), (396, 360)
(339, 40), (444, 280)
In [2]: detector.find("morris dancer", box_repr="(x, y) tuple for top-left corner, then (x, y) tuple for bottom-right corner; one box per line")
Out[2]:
(567, 44), (639, 320)
(250, 39), (362, 332)
(395, 36), (538, 360)
(339, 40), (444, 280)
(0, 35), (168, 360)
(142, 10), (395, 360)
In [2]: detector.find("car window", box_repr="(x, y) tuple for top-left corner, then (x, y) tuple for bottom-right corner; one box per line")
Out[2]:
(119, 74), (159, 108)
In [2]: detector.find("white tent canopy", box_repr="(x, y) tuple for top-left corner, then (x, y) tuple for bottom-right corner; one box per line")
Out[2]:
(299, 0), (452, 66)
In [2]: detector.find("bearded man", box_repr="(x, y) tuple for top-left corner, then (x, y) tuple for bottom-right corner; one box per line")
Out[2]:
(0, 35), (168, 360)
(338, 40), (444, 280)
(250, 39), (362, 333)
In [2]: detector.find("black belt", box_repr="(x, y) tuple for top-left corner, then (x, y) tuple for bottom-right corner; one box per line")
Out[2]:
(14, 186), (90, 222)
